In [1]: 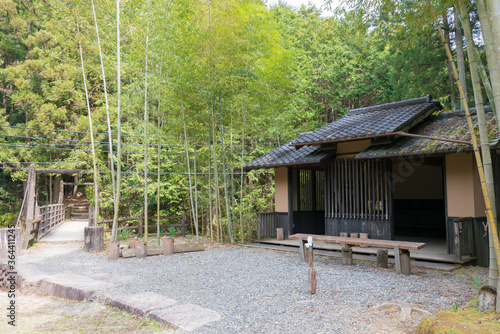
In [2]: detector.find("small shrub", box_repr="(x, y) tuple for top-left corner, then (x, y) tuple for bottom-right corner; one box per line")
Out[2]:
(117, 229), (131, 241)
(0, 213), (17, 229)
(168, 226), (175, 238)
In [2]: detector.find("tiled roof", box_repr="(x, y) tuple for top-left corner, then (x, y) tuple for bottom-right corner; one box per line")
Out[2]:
(355, 110), (499, 159)
(243, 96), (446, 170)
(293, 95), (442, 145)
(243, 136), (333, 170)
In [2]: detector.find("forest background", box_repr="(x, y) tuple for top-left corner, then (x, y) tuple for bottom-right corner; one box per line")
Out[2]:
(0, 0), (484, 242)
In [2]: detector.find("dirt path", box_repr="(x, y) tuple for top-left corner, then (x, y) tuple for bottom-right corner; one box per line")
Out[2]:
(0, 287), (174, 334)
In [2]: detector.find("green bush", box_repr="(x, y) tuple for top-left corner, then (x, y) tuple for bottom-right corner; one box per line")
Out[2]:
(117, 229), (131, 241)
(168, 226), (176, 238)
(0, 213), (17, 229)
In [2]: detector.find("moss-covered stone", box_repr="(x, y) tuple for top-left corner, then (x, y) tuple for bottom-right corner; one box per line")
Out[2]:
(416, 303), (500, 334)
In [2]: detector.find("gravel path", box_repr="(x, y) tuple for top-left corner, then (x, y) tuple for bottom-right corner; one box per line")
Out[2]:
(17, 242), (486, 333)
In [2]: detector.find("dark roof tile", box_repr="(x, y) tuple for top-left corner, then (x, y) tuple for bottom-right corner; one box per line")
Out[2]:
(294, 96), (441, 145)
(356, 111), (499, 159)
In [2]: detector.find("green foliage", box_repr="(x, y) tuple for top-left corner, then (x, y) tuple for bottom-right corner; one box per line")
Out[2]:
(168, 226), (175, 238)
(0, 212), (17, 229)
(117, 228), (131, 241)
(0, 0), (462, 243)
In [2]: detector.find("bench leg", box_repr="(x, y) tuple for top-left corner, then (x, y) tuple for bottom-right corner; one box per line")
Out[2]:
(376, 249), (388, 268)
(400, 250), (411, 275)
(342, 247), (353, 265)
(299, 238), (308, 262)
(394, 246), (411, 275)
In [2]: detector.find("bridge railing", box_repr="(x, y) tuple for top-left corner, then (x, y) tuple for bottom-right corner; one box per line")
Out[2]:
(37, 204), (66, 239)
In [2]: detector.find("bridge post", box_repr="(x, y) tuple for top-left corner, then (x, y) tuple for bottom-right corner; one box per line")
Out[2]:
(58, 179), (64, 204)
(22, 165), (36, 249)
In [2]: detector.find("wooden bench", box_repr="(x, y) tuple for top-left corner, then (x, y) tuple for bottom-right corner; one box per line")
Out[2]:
(289, 233), (426, 276)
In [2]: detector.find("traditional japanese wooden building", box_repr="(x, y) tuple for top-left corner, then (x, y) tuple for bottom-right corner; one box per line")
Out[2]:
(244, 96), (500, 266)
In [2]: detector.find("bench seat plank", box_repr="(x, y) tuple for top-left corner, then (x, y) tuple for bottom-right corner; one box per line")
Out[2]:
(289, 233), (426, 250)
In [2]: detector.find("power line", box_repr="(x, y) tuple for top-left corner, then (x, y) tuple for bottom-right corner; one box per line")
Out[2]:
(0, 143), (177, 155)
(0, 125), (282, 147)
(0, 124), (175, 140)
(0, 166), (249, 176)
(0, 134), (175, 148)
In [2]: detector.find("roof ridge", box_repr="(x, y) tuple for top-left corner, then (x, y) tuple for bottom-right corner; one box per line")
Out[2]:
(347, 95), (432, 116)
(434, 105), (493, 119)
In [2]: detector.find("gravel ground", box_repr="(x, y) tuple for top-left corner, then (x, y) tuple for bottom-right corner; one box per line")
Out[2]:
(15, 242), (487, 333)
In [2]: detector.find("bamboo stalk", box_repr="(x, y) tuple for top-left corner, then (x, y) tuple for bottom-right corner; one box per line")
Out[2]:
(208, 129), (213, 242)
(143, 0), (150, 242)
(91, 0), (116, 204)
(219, 92), (234, 243)
(430, 2), (500, 271)
(76, 13), (99, 226)
(111, 0), (122, 242)
(178, 71), (198, 238)
(193, 133), (199, 239)
(458, 0), (499, 286)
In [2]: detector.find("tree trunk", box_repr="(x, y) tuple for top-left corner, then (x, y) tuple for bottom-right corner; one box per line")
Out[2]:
(53, 175), (61, 204)
(459, 1), (499, 287)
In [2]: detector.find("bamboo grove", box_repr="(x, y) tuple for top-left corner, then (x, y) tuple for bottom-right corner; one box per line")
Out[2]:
(1, 0), (499, 245)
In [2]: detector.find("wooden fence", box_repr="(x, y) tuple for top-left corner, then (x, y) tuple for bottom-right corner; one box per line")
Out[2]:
(97, 212), (186, 238)
(257, 212), (277, 240)
(37, 204), (66, 239)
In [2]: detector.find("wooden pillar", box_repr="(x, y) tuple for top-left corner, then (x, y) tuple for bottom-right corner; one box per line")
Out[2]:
(135, 240), (147, 258)
(394, 246), (411, 275)
(181, 212), (186, 236)
(386, 158), (394, 240)
(72, 174), (78, 198)
(88, 205), (94, 226)
(310, 268), (317, 294)
(311, 170), (317, 211)
(276, 228), (284, 240)
(161, 237), (174, 255)
(308, 244), (314, 267)
(400, 249), (411, 275)
(108, 242), (119, 260)
(58, 179), (64, 204)
(287, 167), (294, 238)
(376, 249), (388, 268)
(49, 174), (52, 204)
(84, 226), (104, 253)
(454, 220), (461, 261)
(257, 214), (262, 241)
(138, 214), (144, 238)
(22, 165), (36, 249)
(53, 175), (61, 204)
(342, 246), (353, 265)
(298, 237), (306, 262)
